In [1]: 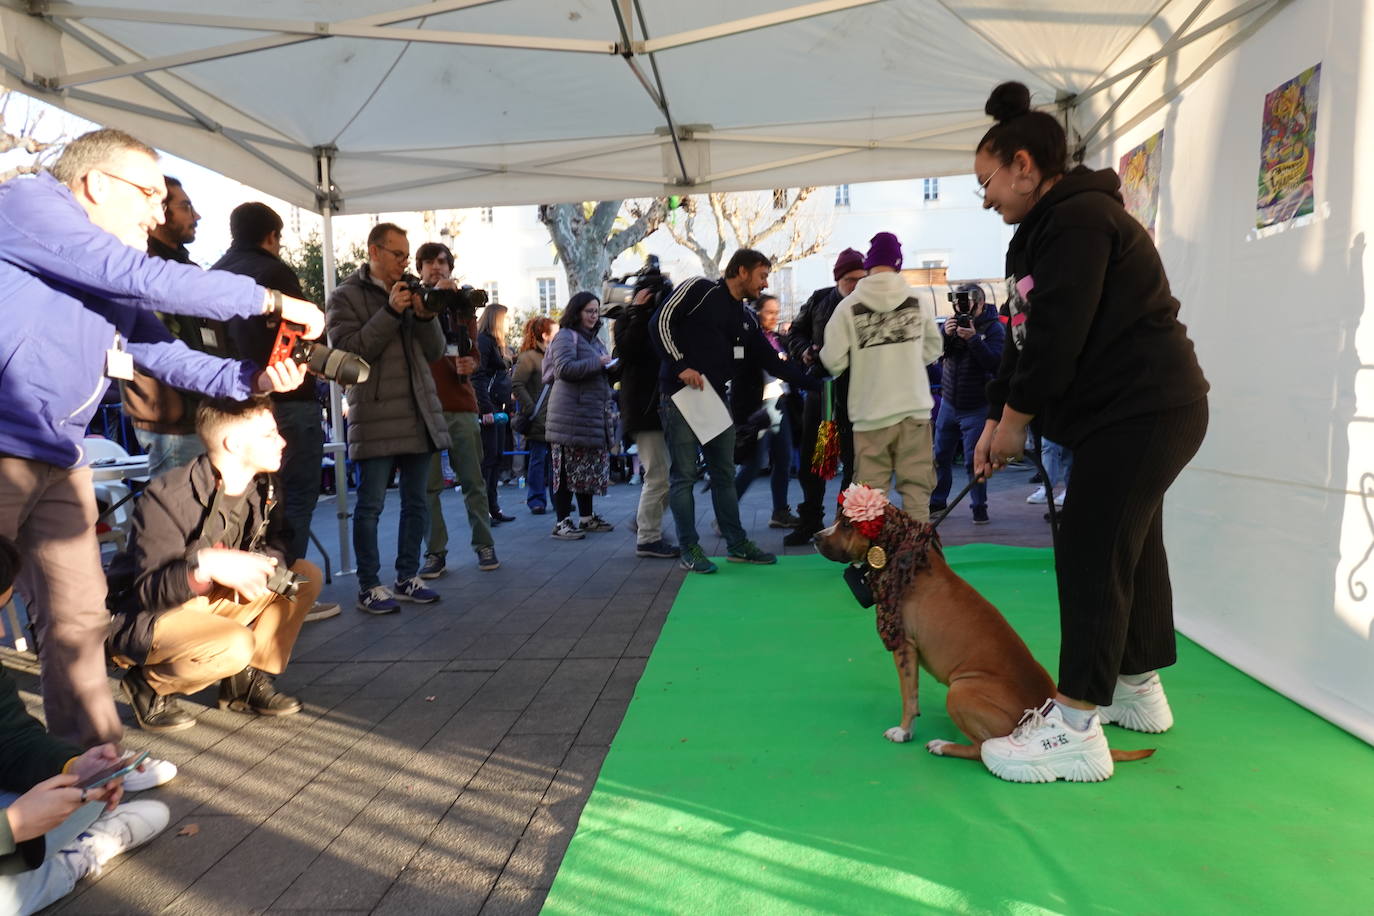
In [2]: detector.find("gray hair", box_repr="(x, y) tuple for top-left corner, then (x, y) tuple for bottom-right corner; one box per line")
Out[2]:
(50, 128), (158, 187)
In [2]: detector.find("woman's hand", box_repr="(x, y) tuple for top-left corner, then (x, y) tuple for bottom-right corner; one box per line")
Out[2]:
(973, 420), (999, 479)
(989, 422), (1026, 470)
(6, 774), (91, 843)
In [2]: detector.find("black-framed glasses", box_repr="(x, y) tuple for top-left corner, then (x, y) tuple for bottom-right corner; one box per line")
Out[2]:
(974, 165), (1003, 200)
(97, 169), (162, 202)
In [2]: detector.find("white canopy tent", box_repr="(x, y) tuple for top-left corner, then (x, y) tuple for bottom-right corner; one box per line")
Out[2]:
(12, 1), (1374, 748)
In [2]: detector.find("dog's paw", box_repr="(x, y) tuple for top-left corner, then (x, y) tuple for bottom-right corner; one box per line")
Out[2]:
(926, 739), (954, 756)
(883, 726), (913, 743)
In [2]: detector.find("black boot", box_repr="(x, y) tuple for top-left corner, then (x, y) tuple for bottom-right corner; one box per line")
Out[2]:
(121, 666), (196, 733)
(783, 510), (823, 546)
(218, 667), (302, 716)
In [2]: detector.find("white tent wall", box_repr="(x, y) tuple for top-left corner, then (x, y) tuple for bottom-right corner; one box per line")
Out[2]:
(1089, 0), (1374, 745)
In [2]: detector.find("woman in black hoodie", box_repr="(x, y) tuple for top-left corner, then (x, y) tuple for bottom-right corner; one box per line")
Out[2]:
(970, 82), (1209, 784)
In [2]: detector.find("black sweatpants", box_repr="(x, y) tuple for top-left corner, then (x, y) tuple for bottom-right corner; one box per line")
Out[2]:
(1053, 398), (1208, 706)
(795, 375), (855, 529)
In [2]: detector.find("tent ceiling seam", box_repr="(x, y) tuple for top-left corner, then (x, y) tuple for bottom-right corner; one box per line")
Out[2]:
(930, 0), (1041, 89)
(1078, 0), (1175, 96)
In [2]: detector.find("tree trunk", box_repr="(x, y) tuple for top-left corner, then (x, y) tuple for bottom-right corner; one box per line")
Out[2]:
(539, 200), (667, 298)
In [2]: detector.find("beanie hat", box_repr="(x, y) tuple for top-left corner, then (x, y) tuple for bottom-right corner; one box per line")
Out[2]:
(832, 248), (865, 281)
(864, 232), (903, 270)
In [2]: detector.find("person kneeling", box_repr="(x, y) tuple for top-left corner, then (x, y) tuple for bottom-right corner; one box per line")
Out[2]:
(107, 397), (321, 732)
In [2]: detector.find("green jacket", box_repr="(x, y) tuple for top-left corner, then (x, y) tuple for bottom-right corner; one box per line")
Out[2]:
(0, 665), (81, 874)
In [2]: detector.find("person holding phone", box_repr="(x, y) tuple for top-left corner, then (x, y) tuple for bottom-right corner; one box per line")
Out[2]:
(543, 292), (618, 540)
(0, 535), (170, 914)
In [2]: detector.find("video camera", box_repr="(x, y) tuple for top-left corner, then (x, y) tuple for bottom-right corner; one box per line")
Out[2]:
(946, 288), (981, 330)
(267, 321), (370, 386)
(602, 255), (673, 320)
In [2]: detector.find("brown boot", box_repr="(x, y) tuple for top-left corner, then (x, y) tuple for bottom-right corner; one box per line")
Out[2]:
(217, 667), (301, 716)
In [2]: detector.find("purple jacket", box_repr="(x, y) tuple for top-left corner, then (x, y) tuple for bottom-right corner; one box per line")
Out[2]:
(0, 173), (268, 468)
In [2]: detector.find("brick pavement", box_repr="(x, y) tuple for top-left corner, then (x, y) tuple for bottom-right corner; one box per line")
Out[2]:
(29, 459), (1051, 914)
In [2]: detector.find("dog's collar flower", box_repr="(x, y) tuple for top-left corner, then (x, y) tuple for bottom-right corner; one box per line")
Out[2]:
(838, 484), (888, 539)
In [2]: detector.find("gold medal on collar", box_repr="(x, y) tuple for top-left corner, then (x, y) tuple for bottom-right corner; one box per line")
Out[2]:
(866, 545), (888, 570)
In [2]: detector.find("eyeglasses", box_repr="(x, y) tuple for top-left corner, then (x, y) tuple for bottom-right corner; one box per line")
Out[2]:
(376, 246), (409, 261)
(96, 169), (162, 202)
(974, 165), (1003, 200)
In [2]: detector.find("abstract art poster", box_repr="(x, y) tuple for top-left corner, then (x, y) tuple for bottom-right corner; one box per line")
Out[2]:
(1120, 130), (1163, 239)
(1257, 63), (1320, 229)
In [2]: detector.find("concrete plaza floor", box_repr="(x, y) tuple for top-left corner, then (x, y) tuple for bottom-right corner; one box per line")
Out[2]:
(28, 460), (1052, 914)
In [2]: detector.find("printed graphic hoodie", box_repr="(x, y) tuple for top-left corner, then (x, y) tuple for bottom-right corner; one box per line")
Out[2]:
(985, 166), (1208, 447)
(819, 271), (942, 431)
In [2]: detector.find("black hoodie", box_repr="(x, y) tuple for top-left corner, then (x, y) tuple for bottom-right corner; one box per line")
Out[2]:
(985, 166), (1208, 447)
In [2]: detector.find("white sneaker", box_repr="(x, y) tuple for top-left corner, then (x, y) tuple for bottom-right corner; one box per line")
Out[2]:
(1051, 486), (1067, 506)
(1099, 673), (1174, 733)
(980, 700), (1114, 783)
(551, 518), (585, 540)
(55, 800), (170, 881)
(122, 757), (177, 792)
(1026, 486), (1048, 504)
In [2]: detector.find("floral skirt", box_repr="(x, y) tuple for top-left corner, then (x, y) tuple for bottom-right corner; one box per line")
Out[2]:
(551, 444), (610, 496)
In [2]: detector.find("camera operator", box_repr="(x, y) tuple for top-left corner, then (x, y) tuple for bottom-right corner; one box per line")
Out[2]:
(0, 128), (320, 748)
(612, 265), (679, 560)
(783, 248), (866, 545)
(413, 242), (501, 577)
(326, 224), (450, 614)
(212, 202), (340, 622)
(929, 284), (1004, 524)
(106, 397), (320, 732)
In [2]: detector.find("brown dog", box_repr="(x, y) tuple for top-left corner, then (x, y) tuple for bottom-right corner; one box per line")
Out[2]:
(815, 513), (1153, 764)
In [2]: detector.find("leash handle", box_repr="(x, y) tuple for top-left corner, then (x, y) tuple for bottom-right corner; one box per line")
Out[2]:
(929, 474), (985, 530)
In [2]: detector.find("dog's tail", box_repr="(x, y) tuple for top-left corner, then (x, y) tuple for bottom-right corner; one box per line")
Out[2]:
(1109, 748), (1156, 762)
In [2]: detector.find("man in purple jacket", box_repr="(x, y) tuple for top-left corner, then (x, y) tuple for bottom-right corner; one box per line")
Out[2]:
(0, 128), (323, 748)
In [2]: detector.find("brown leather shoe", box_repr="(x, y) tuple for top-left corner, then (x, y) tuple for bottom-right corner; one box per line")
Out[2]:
(218, 667), (301, 716)
(122, 667), (196, 733)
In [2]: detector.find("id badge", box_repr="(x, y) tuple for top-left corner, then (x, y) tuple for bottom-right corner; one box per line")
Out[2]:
(733, 345), (745, 360)
(106, 347), (134, 380)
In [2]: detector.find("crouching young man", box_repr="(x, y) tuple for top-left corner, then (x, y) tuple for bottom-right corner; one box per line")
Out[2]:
(107, 397), (320, 732)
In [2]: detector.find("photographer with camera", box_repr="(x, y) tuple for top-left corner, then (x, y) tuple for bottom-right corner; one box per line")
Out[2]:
(413, 242), (501, 577)
(929, 284), (1004, 524)
(0, 128), (321, 749)
(213, 201), (341, 621)
(106, 397), (320, 732)
(610, 259), (679, 559)
(326, 224), (450, 614)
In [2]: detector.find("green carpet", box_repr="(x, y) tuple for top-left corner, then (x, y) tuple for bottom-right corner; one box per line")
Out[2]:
(544, 546), (1374, 915)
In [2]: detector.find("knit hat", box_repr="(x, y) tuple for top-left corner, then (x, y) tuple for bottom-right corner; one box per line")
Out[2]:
(832, 248), (865, 281)
(864, 232), (903, 270)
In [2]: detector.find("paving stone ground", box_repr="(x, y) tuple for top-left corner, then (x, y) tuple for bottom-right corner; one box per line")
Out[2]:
(20, 459), (1051, 914)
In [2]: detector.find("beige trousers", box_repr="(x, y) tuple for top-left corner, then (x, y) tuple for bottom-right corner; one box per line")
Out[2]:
(142, 559), (319, 696)
(852, 416), (936, 522)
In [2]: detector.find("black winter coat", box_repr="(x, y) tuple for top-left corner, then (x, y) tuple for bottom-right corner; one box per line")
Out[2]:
(786, 284), (844, 376)
(612, 302), (663, 439)
(106, 455), (292, 665)
(212, 242), (316, 402)
(938, 304), (1004, 411)
(472, 331), (513, 415)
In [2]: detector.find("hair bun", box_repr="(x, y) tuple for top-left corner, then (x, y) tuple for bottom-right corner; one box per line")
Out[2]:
(985, 82), (1032, 122)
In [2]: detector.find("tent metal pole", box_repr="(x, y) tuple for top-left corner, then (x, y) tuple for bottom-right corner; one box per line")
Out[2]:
(316, 146), (353, 576)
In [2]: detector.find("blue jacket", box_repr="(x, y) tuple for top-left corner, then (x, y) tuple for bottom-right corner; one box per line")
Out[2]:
(939, 303), (1005, 411)
(0, 173), (267, 467)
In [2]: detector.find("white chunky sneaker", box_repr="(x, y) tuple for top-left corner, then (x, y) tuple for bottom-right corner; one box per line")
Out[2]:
(122, 756), (177, 792)
(56, 800), (170, 881)
(1026, 486), (1048, 504)
(980, 700), (1114, 783)
(1099, 673), (1174, 733)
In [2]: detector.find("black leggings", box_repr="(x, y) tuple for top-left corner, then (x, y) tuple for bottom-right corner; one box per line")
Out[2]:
(1053, 398), (1209, 706)
(553, 462), (593, 522)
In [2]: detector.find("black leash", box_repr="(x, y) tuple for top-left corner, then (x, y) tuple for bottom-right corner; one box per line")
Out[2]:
(927, 433), (1061, 539)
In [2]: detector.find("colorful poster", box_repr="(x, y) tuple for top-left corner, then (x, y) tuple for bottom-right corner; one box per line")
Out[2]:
(1119, 130), (1163, 238)
(1257, 63), (1321, 229)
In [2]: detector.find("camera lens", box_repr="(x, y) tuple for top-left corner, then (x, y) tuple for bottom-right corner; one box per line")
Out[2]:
(303, 342), (371, 385)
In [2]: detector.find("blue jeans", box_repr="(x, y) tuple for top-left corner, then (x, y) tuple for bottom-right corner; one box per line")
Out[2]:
(662, 395), (747, 551)
(1042, 437), (1074, 490)
(272, 400), (324, 562)
(930, 402), (989, 510)
(526, 439), (551, 511)
(0, 795), (102, 915)
(734, 400), (793, 513)
(133, 429), (204, 478)
(353, 452), (432, 589)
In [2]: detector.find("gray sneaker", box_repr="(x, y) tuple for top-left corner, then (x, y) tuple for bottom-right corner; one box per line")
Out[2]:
(728, 540), (777, 565)
(679, 544), (718, 574)
(552, 518), (586, 540)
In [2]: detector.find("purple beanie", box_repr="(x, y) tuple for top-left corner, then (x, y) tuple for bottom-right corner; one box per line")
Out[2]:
(864, 232), (903, 270)
(832, 248), (865, 281)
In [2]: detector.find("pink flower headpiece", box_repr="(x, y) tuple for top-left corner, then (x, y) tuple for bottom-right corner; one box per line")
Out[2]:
(837, 484), (889, 539)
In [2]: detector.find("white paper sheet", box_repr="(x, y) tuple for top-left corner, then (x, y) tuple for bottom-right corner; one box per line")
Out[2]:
(671, 381), (732, 444)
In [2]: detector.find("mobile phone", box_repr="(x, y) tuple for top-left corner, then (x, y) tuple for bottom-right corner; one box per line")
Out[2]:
(76, 750), (150, 790)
